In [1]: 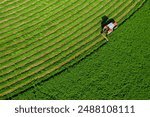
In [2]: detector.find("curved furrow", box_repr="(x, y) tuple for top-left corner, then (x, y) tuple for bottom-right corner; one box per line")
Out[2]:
(0, 0), (79, 46)
(0, 0), (111, 74)
(0, 0), (72, 34)
(0, 0), (41, 18)
(0, 0), (145, 98)
(0, 0), (117, 88)
(0, 0), (132, 90)
(0, 0), (19, 6)
(0, 0), (32, 13)
(0, 0), (96, 58)
(0, 0), (107, 60)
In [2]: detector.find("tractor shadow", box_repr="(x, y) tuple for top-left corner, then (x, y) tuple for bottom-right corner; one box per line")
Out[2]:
(101, 15), (115, 29)
(101, 15), (109, 29)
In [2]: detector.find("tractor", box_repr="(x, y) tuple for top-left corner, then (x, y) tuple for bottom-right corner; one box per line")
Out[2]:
(101, 16), (118, 35)
(100, 16), (118, 41)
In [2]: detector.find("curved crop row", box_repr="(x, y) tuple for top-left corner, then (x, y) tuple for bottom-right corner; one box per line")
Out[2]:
(0, 0), (145, 98)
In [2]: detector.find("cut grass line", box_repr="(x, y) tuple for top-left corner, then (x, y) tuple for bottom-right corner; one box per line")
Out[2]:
(0, 0), (105, 59)
(0, 0), (32, 13)
(0, 0), (42, 18)
(0, 0), (20, 8)
(0, 0), (76, 32)
(0, 0), (85, 46)
(0, 0), (126, 77)
(0, 0), (112, 59)
(0, 33), (104, 97)
(0, 0), (144, 97)
(0, 18), (103, 87)
(0, 0), (137, 92)
(0, 0), (115, 71)
(0, 0), (127, 78)
(0, 0), (90, 47)
(116, 0), (142, 22)
(0, 26), (101, 91)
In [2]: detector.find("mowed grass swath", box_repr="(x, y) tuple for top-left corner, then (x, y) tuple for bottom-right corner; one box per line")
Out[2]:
(0, 0), (146, 99)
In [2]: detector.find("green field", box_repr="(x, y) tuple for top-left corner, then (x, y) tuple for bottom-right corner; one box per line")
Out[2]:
(0, 0), (149, 99)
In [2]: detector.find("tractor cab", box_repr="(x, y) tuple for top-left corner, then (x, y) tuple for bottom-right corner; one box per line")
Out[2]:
(103, 21), (118, 34)
(101, 16), (118, 35)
